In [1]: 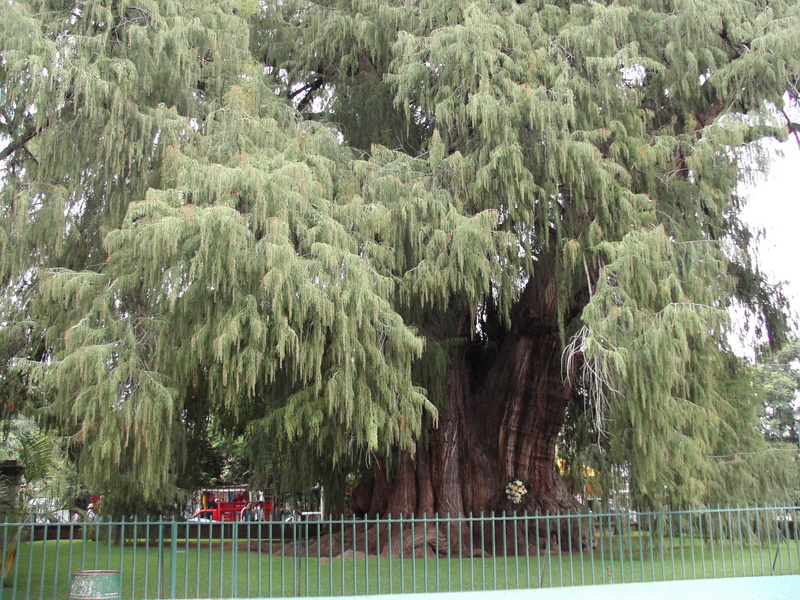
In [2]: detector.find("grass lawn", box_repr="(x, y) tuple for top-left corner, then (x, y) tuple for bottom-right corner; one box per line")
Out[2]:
(1, 531), (798, 600)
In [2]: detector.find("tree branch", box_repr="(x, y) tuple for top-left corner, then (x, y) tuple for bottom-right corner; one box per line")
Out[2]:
(779, 107), (800, 151)
(0, 127), (39, 163)
(295, 78), (325, 112)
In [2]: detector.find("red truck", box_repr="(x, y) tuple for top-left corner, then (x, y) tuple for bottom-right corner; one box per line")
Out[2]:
(189, 501), (249, 522)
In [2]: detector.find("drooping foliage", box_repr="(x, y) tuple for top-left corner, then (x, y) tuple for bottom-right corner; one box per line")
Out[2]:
(1, 0), (799, 514)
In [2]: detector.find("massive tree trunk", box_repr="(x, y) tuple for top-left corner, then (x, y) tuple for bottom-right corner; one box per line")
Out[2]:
(352, 255), (588, 553)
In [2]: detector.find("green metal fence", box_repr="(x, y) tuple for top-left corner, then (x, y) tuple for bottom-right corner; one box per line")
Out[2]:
(0, 505), (797, 600)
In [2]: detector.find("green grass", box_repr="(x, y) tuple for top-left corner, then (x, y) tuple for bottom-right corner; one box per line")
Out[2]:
(1, 532), (799, 600)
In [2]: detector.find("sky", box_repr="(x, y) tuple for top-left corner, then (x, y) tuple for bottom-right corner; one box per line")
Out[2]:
(741, 135), (800, 415)
(740, 136), (800, 318)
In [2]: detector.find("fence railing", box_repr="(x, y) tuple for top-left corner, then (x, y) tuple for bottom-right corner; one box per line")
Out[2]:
(0, 504), (797, 599)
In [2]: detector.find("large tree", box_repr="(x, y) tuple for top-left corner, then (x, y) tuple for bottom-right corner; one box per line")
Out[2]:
(2, 0), (799, 525)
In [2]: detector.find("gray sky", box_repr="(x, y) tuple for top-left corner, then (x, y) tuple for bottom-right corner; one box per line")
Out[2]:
(741, 137), (800, 309)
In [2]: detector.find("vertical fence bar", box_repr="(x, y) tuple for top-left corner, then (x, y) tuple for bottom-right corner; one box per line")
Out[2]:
(656, 511), (665, 582)
(745, 505), (755, 577)
(181, 521), (188, 599)
(459, 514), (465, 591)
(93, 519), (99, 571)
(106, 519), (112, 571)
(501, 511), (509, 590)
(608, 510), (616, 584)
(646, 510), (654, 583)
(233, 518), (240, 598)
(435, 513), (440, 593)
(410, 514), (416, 594)
(688, 509), (696, 580)
(170, 519), (178, 599)
(399, 515), (405, 595)
(305, 518), (311, 597)
(524, 511), (531, 589)
(667, 510), (675, 581)
(709, 509), (717, 579)
(491, 512), (497, 590)
(260, 518), (265, 598)
(637, 510), (645, 583)
(446, 513), (452, 592)
(270, 520), (275, 598)
(130, 519), (138, 600)
(555, 515), (563, 587)
(53, 520), (64, 600)
(244, 520), (251, 598)
(207, 521), (214, 599)
(617, 511), (625, 584)
(598, 510), (606, 585)
(39, 521), (47, 600)
(159, 518), (166, 599)
(780, 507), (793, 573)
(143, 517), (151, 600)
(423, 513), (429, 593)
(739, 505), (748, 576)
(387, 514), (393, 594)
(328, 517), (336, 596)
(787, 508), (797, 572)
(9, 523), (20, 600)
(194, 522), (201, 599)
(513, 513), (520, 589)
(698, 509), (706, 580)
(793, 508), (800, 571)
(678, 509), (685, 580)
(735, 505), (746, 577)
(376, 515), (382, 595)
(726, 505), (736, 578)
(341, 517), (346, 596)
(81, 517), (88, 572)
(479, 513), (485, 590)
(37, 523), (48, 600)
(0, 523), (6, 600)
(546, 512), (553, 587)
(363, 516), (369, 595)
(576, 512), (584, 586)
(587, 511), (595, 586)
(771, 504), (781, 575)
(23, 523), (33, 600)
(755, 505), (765, 576)
(566, 514), (574, 586)
(293, 518), (299, 598)
(716, 506), (725, 579)
(469, 513), (475, 592)
(626, 511), (634, 583)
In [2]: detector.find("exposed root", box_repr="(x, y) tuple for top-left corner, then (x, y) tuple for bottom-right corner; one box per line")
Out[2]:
(266, 510), (592, 559)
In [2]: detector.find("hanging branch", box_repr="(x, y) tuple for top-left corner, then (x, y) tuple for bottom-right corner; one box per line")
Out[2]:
(292, 78), (325, 112)
(0, 127), (40, 163)
(778, 107), (800, 151)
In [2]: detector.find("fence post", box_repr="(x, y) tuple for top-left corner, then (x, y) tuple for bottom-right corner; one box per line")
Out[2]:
(232, 520), (239, 598)
(157, 517), (164, 599)
(170, 519), (178, 599)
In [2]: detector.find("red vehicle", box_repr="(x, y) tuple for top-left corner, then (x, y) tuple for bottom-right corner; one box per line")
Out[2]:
(190, 501), (249, 522)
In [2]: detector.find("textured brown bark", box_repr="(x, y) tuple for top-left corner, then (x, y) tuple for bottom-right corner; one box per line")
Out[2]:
(351, 252), (589, 554)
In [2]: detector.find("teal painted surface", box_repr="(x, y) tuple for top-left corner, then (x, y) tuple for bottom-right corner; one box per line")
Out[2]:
(68, 570), (122, 600)
(306, 576), (800, 600)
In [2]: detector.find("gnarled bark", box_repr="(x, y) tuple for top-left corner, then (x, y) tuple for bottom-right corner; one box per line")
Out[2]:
(353, 258), (589, 555)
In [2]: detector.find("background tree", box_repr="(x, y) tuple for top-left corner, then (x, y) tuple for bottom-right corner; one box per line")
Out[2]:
(754, 340), (800, 447)
(2, 0), (799, 537)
